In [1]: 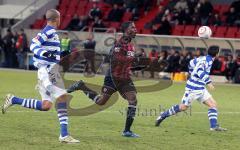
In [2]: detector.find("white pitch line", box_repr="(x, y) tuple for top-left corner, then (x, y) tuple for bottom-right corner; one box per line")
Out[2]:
(3, 110), (240, 114)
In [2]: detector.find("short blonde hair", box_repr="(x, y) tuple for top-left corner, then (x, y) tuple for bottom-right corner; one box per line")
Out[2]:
(45, 9), (60, 21)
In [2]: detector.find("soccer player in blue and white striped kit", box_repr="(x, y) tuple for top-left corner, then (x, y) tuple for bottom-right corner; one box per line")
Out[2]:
(155, 46), (227, 131)
(2, 9), (79, 143)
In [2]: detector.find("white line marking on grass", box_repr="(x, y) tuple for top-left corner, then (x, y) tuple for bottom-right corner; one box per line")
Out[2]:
(5, 110), (240, 114)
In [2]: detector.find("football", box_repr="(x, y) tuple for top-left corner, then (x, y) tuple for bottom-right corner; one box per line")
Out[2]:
(198, 26), (212, 39)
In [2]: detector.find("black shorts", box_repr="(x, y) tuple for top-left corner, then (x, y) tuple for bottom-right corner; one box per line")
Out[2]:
(102, 76), (136, 96)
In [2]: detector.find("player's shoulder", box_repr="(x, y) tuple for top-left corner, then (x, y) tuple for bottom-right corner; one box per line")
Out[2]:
(41, 25), (56, 36)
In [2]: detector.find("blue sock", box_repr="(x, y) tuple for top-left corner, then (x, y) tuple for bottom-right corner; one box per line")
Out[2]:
(12, 96), (42, 110)
(208, 108), (218, 128)
(57, 103), (69, 137)
(161, 105), (181, 118)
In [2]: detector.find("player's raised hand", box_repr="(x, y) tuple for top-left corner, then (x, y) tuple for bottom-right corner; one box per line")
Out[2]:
(207, 83), (215, 91)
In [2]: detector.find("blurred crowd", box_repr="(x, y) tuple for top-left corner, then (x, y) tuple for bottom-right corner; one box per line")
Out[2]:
(148, 0), (240, 35)
(66, 0), (156, 31)
(0, 28), (28, 69)
(65, 0), (240, 35)
(134, 48), (240, 82)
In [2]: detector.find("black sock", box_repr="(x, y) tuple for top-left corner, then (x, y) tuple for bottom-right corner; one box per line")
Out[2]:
(83, 90), (99, 102)
(124, 107), (136, 132)
(80, 84), (99, 102)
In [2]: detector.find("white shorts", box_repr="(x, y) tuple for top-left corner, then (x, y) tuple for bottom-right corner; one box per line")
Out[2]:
(181, 89), (212, 106)
(36, 64), (67, 102)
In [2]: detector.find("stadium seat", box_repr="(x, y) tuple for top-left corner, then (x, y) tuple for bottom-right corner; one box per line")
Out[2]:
(216, 26), (227, 34)
(68, 0), (79, 9)
(109, 22), (120, 30)
(142, 29), (152, 34)
(172, 25), (185, 36)
(183, 25), (196, 36)
(225, 27), (238, 38)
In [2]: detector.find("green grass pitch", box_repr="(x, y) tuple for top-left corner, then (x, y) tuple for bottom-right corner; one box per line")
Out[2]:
(0, 69), (240, 150)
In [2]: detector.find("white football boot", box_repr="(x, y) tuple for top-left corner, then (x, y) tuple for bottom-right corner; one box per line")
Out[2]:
(59, 135), (80, 144)
(2, 94), (14, 114)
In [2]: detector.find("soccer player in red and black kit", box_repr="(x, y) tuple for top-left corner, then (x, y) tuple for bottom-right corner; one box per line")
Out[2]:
(67, 21), (141, 137)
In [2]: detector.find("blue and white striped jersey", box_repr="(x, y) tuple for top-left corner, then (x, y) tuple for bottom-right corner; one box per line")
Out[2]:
(186, 55), (213, 91)
(30, 25), (61, 68)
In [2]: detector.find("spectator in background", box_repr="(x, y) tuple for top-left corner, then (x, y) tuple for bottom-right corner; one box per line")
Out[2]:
(149, 49), (159, 78)
(179, 50), (192, 72)
(210, 13), (222, 26)
(15, 29), (28, 69)
(152, 5), (165, 24)
(230, 0), (240, 14)
(166, 50), (180, 73)
(197, 0), (213, 25)
(60, 32), (71, 58)
(66, 14), (80, 30)
(153, 16), (172, 35)
(77, 16), (88, 31)
(225, 7), (238, 26)
(134, 48), (146, 77)
(225, 55), (235, 82)
(107, 4), (124, 22)
(3, 28), (16, 68)
(89, 3), (102, 20)
(174, 0), (188, 11)
(194, 49), (204, 57)
(83, 32), (96, 74)
(142, 0), (152, 14)
(0, 33), (4, 66)
(92, 17), (106, 32)
(124, 0), (140, 20)
(104, 0), (124, 5)
(187, 0), (198, 14)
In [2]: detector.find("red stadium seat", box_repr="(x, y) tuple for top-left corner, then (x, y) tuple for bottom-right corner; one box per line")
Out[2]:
(216, 26), (227, 34)
(76, 7), (87, 16)
(109, 22), (120, 30)
(225, 27), (238, 38)
(66, 7), (77, 16)
(172, 25), (185, 36)
(69, 0), (79, 8)
(183, 25), (196, 36)
(60, 15), (72, 29)
(214, 32), (225, 38)
(142, 29), (152, 34)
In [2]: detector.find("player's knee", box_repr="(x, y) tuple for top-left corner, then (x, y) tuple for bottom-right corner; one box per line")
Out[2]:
(126, 92), (137, 105)
(180, 104), (188, 111)
(42, 101), (52, 111)
(209, 101), (217, 108)
(205, 99), (217, 108)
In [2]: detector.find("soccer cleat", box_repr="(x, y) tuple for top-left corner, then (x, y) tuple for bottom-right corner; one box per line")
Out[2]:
(155, 114), (166, 127)
(210, 125), (227, 131)
(122, 131), (140, 138)
(67, 80), (85, 93)
(2, 94), (14, 114)
(59, 135), (80, 144)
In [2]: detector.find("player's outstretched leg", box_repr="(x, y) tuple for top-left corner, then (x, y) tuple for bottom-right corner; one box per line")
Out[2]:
(155, 104), (185, 127)
(204, 98), (227, 131)
(2, 94), (44, 113)
(67, 80), (100, 102)
(122, 91), (139, 138)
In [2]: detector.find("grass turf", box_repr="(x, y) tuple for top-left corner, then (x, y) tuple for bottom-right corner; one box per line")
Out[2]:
(0, 69), (240, 150)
